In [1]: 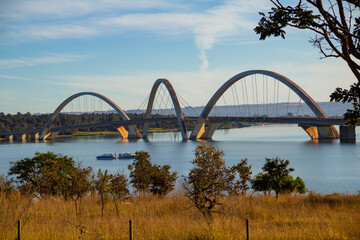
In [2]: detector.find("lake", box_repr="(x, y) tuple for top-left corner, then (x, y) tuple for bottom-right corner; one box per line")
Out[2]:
(1, 124), (360, 194)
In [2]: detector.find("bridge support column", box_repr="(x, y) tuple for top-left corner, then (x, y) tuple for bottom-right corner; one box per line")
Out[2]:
(30, 132), (40, 140)
(299, 124), (339, 140)
(43, 131), (59, 140)
(317, 125), (339, 139)
(127, 125), (142, 139)
(142, 123), (150, 139)
(117, 125), (141, 139)
(199, 122), (221, 139)
(15, 134), (27, 141)
(5, 135), (14, 141)
(116, 126), (128, 139)
(340, 125), (356, 143)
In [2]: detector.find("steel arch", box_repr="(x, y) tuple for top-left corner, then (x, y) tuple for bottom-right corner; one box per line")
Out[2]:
(190, 70), (332, 139)
(142, 79), (188, 140)
(39, 92), (139, 139)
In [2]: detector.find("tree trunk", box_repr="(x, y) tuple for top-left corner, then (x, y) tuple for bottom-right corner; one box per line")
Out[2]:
(101, 194), (104, 216)
(113, 195), (119, 216)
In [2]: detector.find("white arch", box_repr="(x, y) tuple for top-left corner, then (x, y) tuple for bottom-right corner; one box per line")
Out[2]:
(142, 79), (188, 140)
(39, 92), (140, 139)
(190, 70), (336, 139)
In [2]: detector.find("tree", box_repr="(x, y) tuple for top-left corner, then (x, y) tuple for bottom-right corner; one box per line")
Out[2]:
(128, 151), (153, 195)
(128, 151), (177, 196)
(8, 152), (75, 197)
(230, 158), (252, 195)
(262, 157), (294, 199)
(251, 158), (306, 197)
(109, 171), (129, 216)
(255, 0), (360, 124)
(282, 175), (307, 194)
(150, 164), (177, 196)
(66, 164), (93, 216)
(94, 169), (112, 216)
(183, 143), (232, 220)
(251, 172), (272, 195)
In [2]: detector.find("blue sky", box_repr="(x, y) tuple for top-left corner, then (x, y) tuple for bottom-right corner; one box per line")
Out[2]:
(0, 0), (357, 114)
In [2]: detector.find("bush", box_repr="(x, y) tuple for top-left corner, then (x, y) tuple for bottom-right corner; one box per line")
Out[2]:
(128, 151), (177, 196)
(251, 157), (306, 198)
(183, 143), (232, 220)
(8, 152), (76, 197)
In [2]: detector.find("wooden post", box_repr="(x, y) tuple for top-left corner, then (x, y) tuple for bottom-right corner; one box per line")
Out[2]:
(246, 219), (249, 240)
(129, 220), (133, 240)
(18, 220), (21, 240)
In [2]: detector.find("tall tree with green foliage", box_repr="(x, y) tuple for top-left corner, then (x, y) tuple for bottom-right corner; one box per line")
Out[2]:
(66, 164), (93, 216)
(183, 143), (232, 220)
(251, 172), (272, 195)
(255, 0), (360, 124)
(128, 151), (154, 195)
(94, 169), (112, 216)
(128, 151), (177, 196)
(150, 164), (177, 196)
(251, 158), (306, 197)
(262, 156), (294, 199)
(8, 152), (75, 197)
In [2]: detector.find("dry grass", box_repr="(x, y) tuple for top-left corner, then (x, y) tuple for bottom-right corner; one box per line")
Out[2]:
(1, 192), (359, 240)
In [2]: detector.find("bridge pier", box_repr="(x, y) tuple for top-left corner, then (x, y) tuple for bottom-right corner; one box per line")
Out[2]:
(5, 134), (14, 141)
(43, 131), (59, 140)
(198, 122), (221, 139)
(128, 125), (142, 139)
(30, 132), (40, 140)
(299, 124), (339, 140)
(15, 134), (27, 141)
(116, 125), (141, 139)
(340, 125), (356, 143)
(142, 123), (150, 139)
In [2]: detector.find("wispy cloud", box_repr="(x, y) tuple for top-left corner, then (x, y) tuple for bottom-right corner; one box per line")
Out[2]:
(99, 0), (269, 71)
(0, 0), (184, 20)
(1, 0), (269, 71)
(0, 53), (88, 69)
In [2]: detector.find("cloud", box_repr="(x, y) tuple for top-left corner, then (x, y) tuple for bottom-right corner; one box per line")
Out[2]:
(0, 0), (184, 20)
(99, 0), (270, 71)
(0, 53), (88, 69)
(1, 0), (270, 71)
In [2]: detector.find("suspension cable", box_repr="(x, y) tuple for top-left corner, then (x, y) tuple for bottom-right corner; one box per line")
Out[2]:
(231, 85), (238, 117)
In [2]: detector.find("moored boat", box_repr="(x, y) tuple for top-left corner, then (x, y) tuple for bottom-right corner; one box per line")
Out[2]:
(118, 152), (136, 159)
(96, 153), (116, 159)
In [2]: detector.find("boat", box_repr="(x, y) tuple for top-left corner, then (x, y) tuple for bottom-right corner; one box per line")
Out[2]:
(96, 153), (116, 160)
(118, 152), (136, 159)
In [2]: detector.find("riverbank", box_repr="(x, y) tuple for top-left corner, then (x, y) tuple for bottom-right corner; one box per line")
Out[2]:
(57, 128), (181, 137)
(1, 192), (359, 239)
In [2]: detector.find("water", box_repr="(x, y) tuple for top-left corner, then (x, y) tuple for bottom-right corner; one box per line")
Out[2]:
(1, 124), (360, 194)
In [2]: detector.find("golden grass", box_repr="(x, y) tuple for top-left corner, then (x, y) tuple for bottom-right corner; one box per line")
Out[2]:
(0, 192), (359, 240)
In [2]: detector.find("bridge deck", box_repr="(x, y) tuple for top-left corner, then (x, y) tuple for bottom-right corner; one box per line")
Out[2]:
(0, 116), (348, 136)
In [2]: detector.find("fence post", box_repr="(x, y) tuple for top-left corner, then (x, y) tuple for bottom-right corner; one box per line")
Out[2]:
(18, 220), (21, 240)
(246, 219), (249, 240)
(129, 220), (133, 240)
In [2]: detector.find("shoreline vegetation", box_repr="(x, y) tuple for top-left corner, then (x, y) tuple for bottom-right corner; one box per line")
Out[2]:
(1, 192), (359, 239)
(59, 128), (181, 137)
(0, 112), (252, 140)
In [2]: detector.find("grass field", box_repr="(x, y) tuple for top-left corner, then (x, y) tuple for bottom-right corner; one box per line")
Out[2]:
(1, 192), (359, 239)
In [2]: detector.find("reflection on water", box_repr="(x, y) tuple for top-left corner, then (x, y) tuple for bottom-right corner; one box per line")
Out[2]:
(1, 124), (360, 194)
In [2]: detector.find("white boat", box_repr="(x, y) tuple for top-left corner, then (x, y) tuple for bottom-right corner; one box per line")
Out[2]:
(96, 153), (116, 160)
(118, 152), (136, 159)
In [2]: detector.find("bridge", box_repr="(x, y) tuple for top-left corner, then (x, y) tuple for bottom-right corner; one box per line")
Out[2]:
(0, 70), (356, 142)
